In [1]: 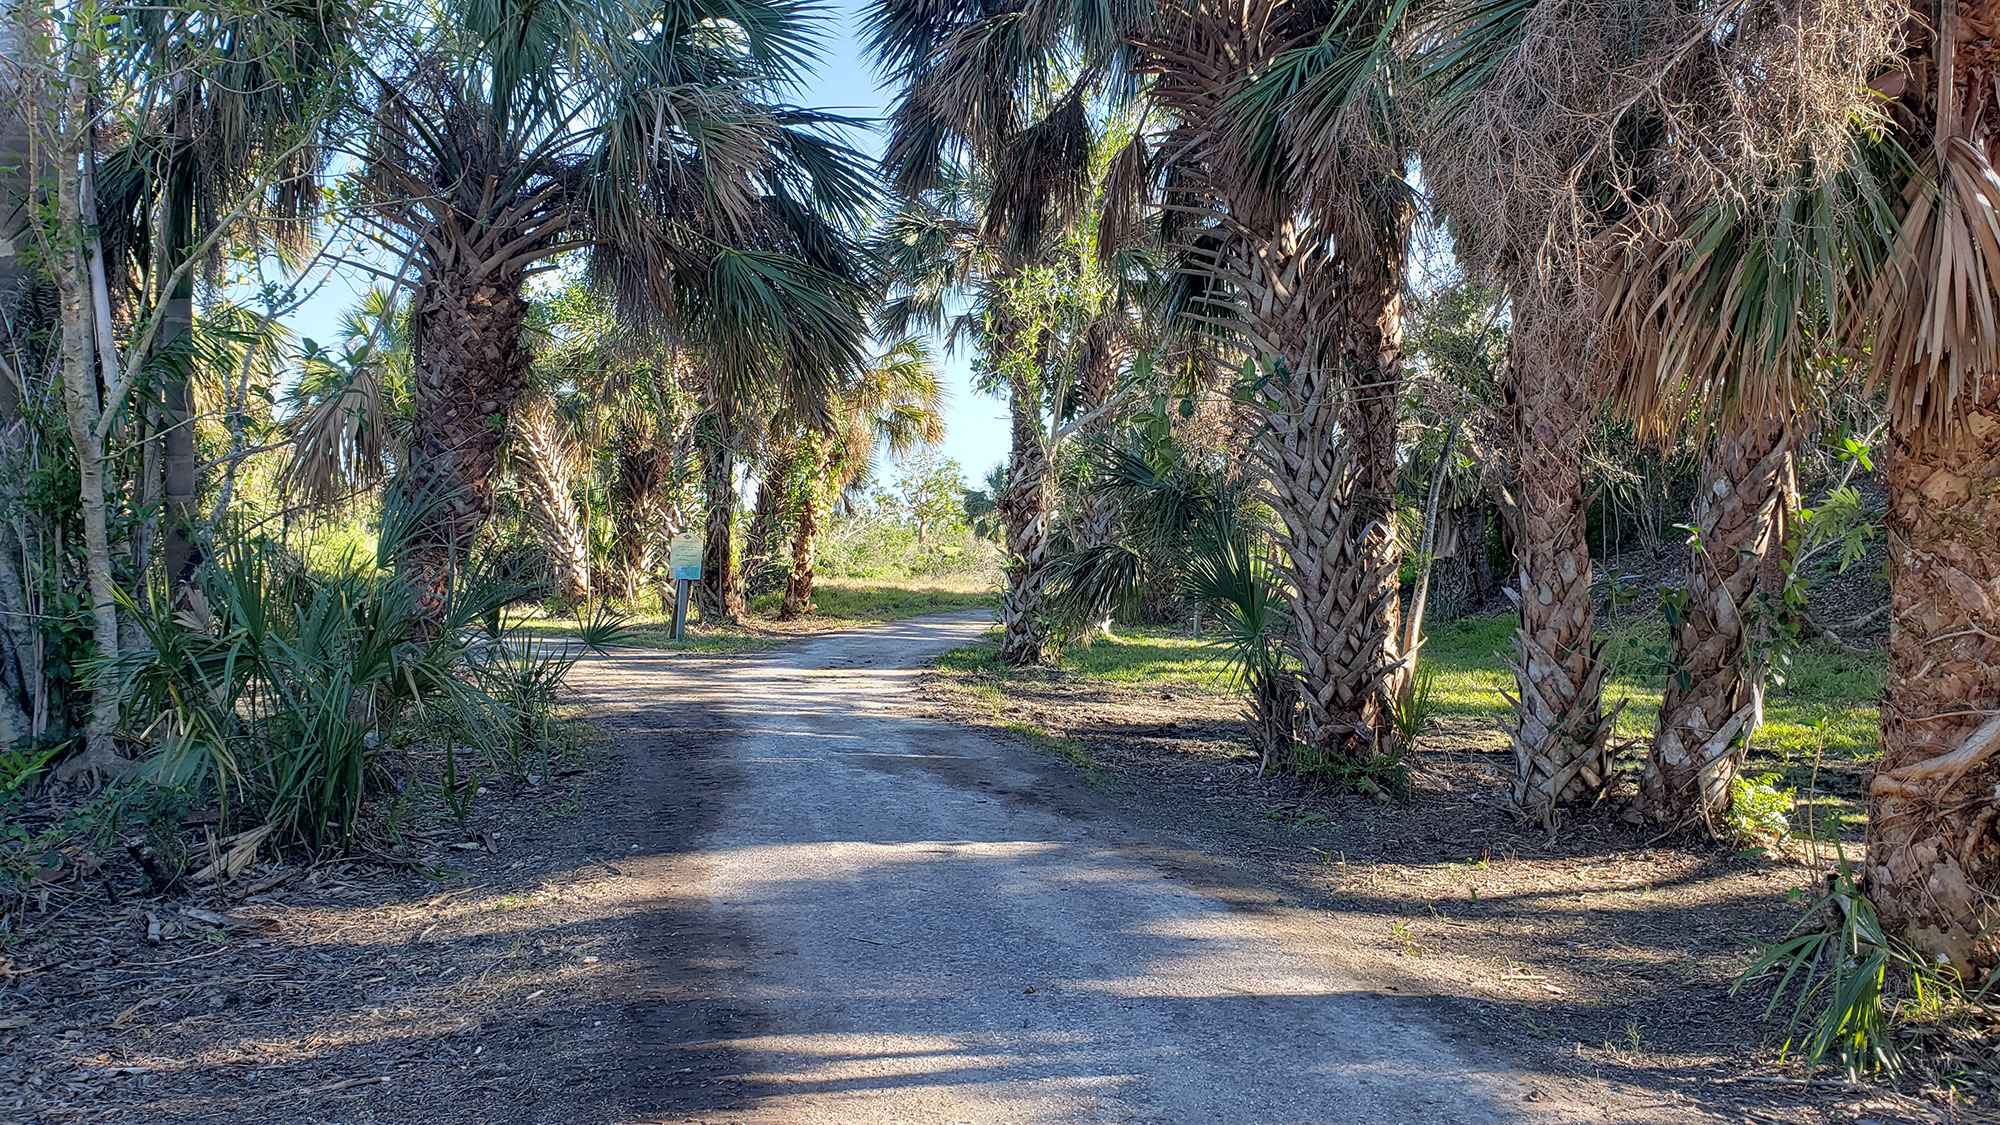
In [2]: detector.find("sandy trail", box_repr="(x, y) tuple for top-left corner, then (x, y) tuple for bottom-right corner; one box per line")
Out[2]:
(567, 611), (1671, 1125)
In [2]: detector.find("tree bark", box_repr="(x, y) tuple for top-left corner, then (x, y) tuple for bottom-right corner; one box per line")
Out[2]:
(1645, 414), (1794, 824)
(159, 288), (198, 586)
(697, 408), (746, 624)
(1867, 376), (2000, 979)
(1504, 310), (1614, 825)
(747, 447), (791, 596)
(513, 404), (592, 604)
(998, 364), (1055, 665)
(781, 474), (821, 620)
(403, 258), (533, 612)
(54, 125), (126, 779)
(1233, 224), (1407, 764)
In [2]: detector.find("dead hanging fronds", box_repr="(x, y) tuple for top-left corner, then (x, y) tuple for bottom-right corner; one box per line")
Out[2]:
(1421, 0), (1904, 311)
(1867, 0), (2000, 444)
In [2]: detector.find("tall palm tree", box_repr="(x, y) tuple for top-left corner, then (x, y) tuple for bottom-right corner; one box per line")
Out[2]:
(866, 175), (1080, 663)
(356, 0), (873, 611)
(1417, 0), (1892, 823)
(1120, 0), (1417, 766)
(865, 0), (1147, 665)
(1848, 6), (2000, 979)
(1604, 194), (1842, 823)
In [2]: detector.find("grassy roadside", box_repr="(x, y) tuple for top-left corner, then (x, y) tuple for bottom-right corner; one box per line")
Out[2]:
(934, 611), (1884, 830)
(511, 574), (1000, 653)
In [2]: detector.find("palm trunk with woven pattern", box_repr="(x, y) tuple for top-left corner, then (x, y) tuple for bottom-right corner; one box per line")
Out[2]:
(781, 465), (822, 620)
(1645, 416), (1793, 823)
(1868, 377), (2000, 979)
(403, 259), (532, 614)
(1504, 313), (1615, 824)
(514, 406), (593, 604)
(697, 409), (746, 624)
(999, 364), (1055, 665)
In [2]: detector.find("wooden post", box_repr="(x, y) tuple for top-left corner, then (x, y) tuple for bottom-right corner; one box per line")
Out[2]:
(672, 577), (690, 641)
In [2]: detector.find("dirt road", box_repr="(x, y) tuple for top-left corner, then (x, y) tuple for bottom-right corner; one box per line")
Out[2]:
(569, 611), (1682, 1124)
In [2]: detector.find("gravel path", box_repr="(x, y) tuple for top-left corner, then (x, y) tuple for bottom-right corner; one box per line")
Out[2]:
(567, 611), (1671, 1124)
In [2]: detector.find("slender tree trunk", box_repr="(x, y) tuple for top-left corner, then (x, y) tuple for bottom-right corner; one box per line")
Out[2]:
(1867, 377), (2000, 979)
(781, 480), (821, 620)
(158, 119), (199, 589)
(514, 405), (592, 604)
(998, 365), (1055, 665)
(1645, 414), (1794, 824)
(53, 124), (126, 778)
(1504, 308), (1615, 824)
(159, 287), (198, 585)
(403, 257), (532, 612)
(697, 408), (746, 624)
(1404, 413), (1461, 666)
(1075, 323), (1124, 636)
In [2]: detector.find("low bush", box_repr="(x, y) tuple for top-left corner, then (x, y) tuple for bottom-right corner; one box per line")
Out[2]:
(113, 495), (611, 852)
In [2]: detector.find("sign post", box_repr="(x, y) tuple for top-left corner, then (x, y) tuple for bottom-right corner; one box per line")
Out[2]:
(667, 534), (703, 641)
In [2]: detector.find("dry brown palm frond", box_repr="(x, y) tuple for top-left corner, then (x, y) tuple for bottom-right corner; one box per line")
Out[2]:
(983, 90), (1096, 261)
(1096, 130), (1153, 263)
(1870, 133), (2000, 440)
(1424, 0), (1901, 322)
(284, 351), (393, 506)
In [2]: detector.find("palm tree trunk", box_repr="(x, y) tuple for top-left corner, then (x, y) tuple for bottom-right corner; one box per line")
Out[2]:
(514, 406), (592, 604)
(1237, 228), (1406, 764)
(998, 366), (1055, 665)
(1645, 415), (1794, 824)
(403, 258), (533, 611)
(1867, 378), (2000, 979)
(1504, 311), (1615, 824)
(158, 120), (200, 591)
(747, 448), (792, 596)
(697, 408), (746, 624)
(781, 479), (821, 620)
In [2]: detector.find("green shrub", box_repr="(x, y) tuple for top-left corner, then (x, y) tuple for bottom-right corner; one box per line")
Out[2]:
(1729, 772), (1795, 839)
(1735, 866), (1961, 1077)
(114, 494), (610, 849)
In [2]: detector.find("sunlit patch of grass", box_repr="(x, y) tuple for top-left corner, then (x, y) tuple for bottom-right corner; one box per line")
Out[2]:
(1420, 611), (1883, 768)
(754, 575), (999, 622)
(511, 575), (1001, 653)
(936, 626), (1232, 690)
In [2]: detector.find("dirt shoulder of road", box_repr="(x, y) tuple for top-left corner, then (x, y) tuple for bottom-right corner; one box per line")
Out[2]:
(3, 730), (665, 1125)
(917, 650), (1998, 1125)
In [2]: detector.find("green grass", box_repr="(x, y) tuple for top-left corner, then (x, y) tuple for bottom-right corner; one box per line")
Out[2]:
(934, 626), (1235, 690)
(512, 575), (1001, 653)
(750, 578), (999, 622)
(1415, 613), (1883, 767)
(937, 611), (1883, 786)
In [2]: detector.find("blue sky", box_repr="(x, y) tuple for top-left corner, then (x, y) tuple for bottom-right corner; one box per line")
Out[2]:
(283, 0), (1011, 489)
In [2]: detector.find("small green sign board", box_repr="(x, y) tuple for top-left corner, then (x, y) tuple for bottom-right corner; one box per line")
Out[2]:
(668, 534), (702, 581)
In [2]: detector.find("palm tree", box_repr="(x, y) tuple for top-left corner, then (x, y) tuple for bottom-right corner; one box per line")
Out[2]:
(1119, 0), (1417, 767)
(865, 0), (1152, 665)
(779, 338), (947, 618)
(1845, 8), (2000, 980)
(284, 286), (412, 507)
(355, 0), (872, 611)
(1416, 0), (1892, 823)
(866, 175), (1092, 664)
